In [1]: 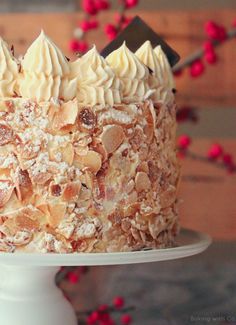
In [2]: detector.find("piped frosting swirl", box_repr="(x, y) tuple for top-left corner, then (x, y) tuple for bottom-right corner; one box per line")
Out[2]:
(135, 41), (175, 104)
(106, 42), (151, 103)
(19, 31), (76, 102)
(70, 46), (121, 106)
(0, 38), (18, 97)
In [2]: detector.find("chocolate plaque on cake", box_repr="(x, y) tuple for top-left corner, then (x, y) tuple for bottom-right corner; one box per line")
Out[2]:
(101, 16), (180, 67)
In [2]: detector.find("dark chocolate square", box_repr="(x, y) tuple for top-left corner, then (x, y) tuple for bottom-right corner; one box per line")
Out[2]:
(100, 16), (180, 67)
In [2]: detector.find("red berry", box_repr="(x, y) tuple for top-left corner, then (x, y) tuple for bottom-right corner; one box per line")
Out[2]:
(82, 0), (98, 15)
(190, 60), (205, 77)
(232, 19), (236, 28)
(178, 135), (191, 150)
(222, 153), (233, 166)
(87, 311), (100, 324)
(204, 20), (227, 42)
(125, 0), (139, 8)
(68, 39), (81, 52)
(98, 304), (108, 312)
(207, 143), (223, 160)
(78, 40), (89, 53)
(217, 26), (227, 41)
(80, 20), (91, 31)
(121, 314), (132, 324)
(94, 0), (110, 10)
(203, 41), (214, 52)
(67, 272), (79, 284)
(204, 50), (217, 64)
(113, 296), (124, 309)
(104, 24), (118, 40)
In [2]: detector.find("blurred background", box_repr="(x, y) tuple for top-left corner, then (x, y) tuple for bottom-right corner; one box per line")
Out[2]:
(0, 1), (235, 324)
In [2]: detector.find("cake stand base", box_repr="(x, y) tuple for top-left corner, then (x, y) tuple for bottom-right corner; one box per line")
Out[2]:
(0, 266), (77, 325)
(0, 229), (211, 325)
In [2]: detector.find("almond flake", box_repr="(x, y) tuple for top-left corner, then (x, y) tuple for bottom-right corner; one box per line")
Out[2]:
(135, 172), (151, 192)
(80, 150), (102, 174)
(0, 124), (14, 145)
(100, 125), (125, 154)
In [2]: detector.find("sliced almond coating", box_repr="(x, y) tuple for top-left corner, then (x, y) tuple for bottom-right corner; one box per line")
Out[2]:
(80, 150), (102, 174)
(61, 143), (74, 166)
(0, 240), (15, 252)
(159, 185), (176, 209)
(0, 124), (14, 145)
(52, 99), (78, 130)
(79, 171), (94, 190)
(47, 201), (67, 228)
(31, 172), (52, 185)
(100, 125), (125, 154)
(62, 181), (81, 202)
(15, 169), (33, 202)
(91, 138), (108, 162)
(0, 180), (14, 207)
(18, 142), (39, 160)
(10, 230), (33, 246)
(135, 172), (151, 192)
(15, 215), (40, 231)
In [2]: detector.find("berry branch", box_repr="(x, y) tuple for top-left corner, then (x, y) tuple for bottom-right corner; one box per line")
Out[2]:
(178, 135), (236, 174)
(173, 21), (236, 77)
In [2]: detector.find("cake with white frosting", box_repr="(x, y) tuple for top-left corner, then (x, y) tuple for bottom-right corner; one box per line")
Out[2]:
(0, 32), (180, 253)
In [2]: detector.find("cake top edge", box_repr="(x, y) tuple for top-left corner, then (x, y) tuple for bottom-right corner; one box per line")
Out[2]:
(0, 31), (175, 106)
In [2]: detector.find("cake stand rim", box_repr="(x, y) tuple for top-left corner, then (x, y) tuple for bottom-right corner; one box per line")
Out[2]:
(0, 228), (212, 266)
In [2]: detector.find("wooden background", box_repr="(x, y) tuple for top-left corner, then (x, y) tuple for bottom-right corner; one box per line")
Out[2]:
(0, 9), (235, 240)
(0, 10), (235, 108)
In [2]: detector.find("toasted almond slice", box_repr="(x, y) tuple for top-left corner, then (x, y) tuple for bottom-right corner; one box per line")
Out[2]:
(80, 150), (102, 174)
(0, 124), (14, 145)
(61, 143), (74, 166)
(47, 201), (67, 228)
(79, 171), (94, 190)
(36, 203), (50, 216)
(159, 186), (176, 208)
(91, 138), (108, 162)
(15, 169), (32, 202)
(135, 172), (151, 192)
(0, 180), (14, 207)
(31, 172), (52, 185)
(15, 215), (40, 231)
(0, 240), (15, 252)
(18, 142), (39, 160)
(100, 125), (125, 154)
(74, 145), (89, 156)
(52, 99), (78, 130)
(62, 181), (81, 202)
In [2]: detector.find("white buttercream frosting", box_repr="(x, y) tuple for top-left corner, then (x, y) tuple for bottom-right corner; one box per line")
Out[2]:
(136, 41), (175, 105)
(70, 46), (121, 106)
(19, 31), (76, 102)
(106, 42), (151, 103)
(0, 37), (18, 97)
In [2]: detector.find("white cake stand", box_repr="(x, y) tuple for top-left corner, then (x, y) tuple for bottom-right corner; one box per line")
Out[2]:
(0, 228), (211, 325)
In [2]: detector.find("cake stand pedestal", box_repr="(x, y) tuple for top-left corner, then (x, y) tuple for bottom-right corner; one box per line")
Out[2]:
(0, 228), (211, 325)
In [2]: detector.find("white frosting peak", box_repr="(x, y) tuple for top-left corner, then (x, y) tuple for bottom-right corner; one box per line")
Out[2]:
(70, 46), (121, 106)
(136, 41), (175, 105)
(0, 37), (18, 97)
(106, 42), (150, 103)
(19, 31), (76, 102)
